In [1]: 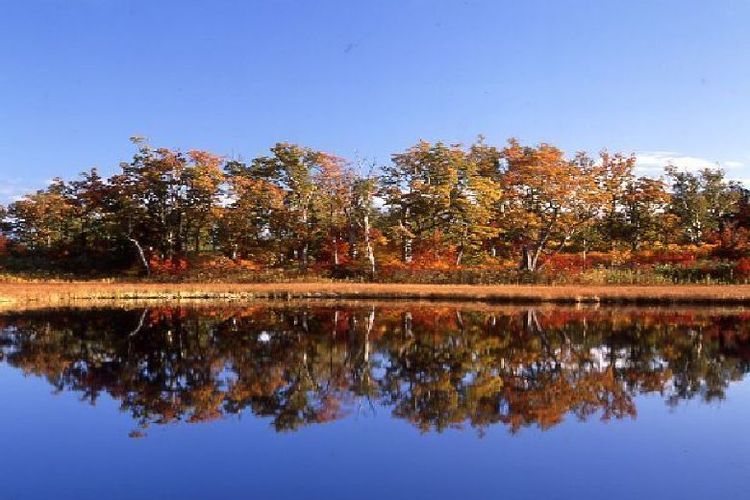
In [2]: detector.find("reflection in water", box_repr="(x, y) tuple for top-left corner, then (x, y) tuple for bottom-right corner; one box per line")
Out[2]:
(1, 305), (749, 436)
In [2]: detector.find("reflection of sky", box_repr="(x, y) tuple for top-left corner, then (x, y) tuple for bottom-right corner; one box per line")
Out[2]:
(1, 364), (748, 500)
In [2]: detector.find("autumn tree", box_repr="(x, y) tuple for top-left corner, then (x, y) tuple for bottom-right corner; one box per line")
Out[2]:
(182, 150), (224, 252)
(221, 160), (287, 262)
(500, 140), (606, 271)
(244, 143), (348, 270)
(3, 136), (750, 280)
(596, 151), (636, 250)
(112, 140), (192, 262)
(717, 186), (750, 257)
(102, 139), (225, 273)
(67, 168), (114, 259)
(6, 178), (75, 252)
(221, 144), (375, 273)
(311, 153), (354, 268)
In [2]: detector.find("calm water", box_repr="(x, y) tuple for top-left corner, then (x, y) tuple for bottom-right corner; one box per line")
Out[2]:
(1, 304), (749, 499)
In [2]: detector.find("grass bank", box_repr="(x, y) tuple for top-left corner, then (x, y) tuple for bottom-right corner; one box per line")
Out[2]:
(3, 282), (750, 307)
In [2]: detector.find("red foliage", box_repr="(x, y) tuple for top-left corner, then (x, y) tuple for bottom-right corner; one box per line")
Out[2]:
(149, 256), (189, 275)
(633, 248), (702, 266)
(717, 227), (750, 258)
(409, 232), (458, 269)
(313, 240), (353, 271)
(541, 252), (611, 273)
(542, 254), (586, 273)
(735, 258), (750, 281)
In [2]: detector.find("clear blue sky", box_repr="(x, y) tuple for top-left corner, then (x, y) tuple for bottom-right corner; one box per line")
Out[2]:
(1, 0), (749, 200)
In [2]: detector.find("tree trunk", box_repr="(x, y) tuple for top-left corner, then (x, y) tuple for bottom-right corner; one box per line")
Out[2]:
(520, 245), (536, 271)
(300, 204), (310, 270)
(582, 238), (587, 269)
(403, 235), (412, 264)
(363, 213), (375, 276)
(402, 205), (412, 264)
(299, 243), (309, 270)
(348, 218), (358, 261)
(128, 237), (150, 276)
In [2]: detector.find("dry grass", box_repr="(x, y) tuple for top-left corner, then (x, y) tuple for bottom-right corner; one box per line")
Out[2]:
(3, 281), (750, 309)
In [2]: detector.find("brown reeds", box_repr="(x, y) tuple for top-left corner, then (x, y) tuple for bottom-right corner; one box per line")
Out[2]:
(3, 281), (750, 308)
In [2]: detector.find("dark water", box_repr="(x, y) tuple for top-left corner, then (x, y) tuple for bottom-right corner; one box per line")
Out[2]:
(1, 304), (749, 500)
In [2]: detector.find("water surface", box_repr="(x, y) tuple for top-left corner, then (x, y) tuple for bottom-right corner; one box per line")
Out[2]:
(1, 304), (748, 499)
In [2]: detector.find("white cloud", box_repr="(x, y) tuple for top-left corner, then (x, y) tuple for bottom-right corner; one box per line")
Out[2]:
(0, 178), (33, 204)
(634, 152), (747, 186)
(635, 151), (719, 174)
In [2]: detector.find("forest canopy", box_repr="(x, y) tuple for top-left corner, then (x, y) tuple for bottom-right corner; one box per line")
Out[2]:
(1, 137), (749, 283)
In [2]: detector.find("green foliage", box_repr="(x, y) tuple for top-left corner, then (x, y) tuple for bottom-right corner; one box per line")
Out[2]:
(666, 166), (742, 244)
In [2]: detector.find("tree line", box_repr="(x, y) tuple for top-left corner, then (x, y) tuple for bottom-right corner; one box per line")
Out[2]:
(1, 137), (748, 280)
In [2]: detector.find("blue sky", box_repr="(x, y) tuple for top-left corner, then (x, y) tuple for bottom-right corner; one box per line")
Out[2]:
(1, 0), (749, 201)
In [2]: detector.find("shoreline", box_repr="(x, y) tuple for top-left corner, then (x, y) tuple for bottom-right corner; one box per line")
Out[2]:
(3, 282), (750, 308)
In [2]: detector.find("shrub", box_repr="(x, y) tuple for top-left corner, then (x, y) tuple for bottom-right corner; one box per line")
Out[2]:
(734, 258), (750, 282)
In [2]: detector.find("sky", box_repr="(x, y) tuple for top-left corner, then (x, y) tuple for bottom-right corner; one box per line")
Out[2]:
(1, 0), (749, 201)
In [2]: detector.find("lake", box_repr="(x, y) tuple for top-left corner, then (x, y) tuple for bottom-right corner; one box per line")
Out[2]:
(1, 303), (748, 499)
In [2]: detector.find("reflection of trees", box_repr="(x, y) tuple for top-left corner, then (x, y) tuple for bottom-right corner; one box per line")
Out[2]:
(1, 306), (749, 436)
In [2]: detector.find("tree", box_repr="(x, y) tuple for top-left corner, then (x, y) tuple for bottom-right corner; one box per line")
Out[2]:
(381, 141), (455, 263)
(6, 179), (75, 252)
(450, 139), (502, 265)
(114, 139), (192, 261)
(381, 139), (501, 265)
(500, 140), (606, 271)
(717, 186), (750, 257)
(105, 140), (225, 274)
(666, 166), (741, 244)
(221, 162), (286, 262)
(596, 151), (636, 250)
(621, 176), (670, 250)
(67, 168), (115, 262)
(182, 150), (224, 253)
(311, 153), (354, 268)
(248, 143), (330, 269)
(348, 176), (378, 275)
